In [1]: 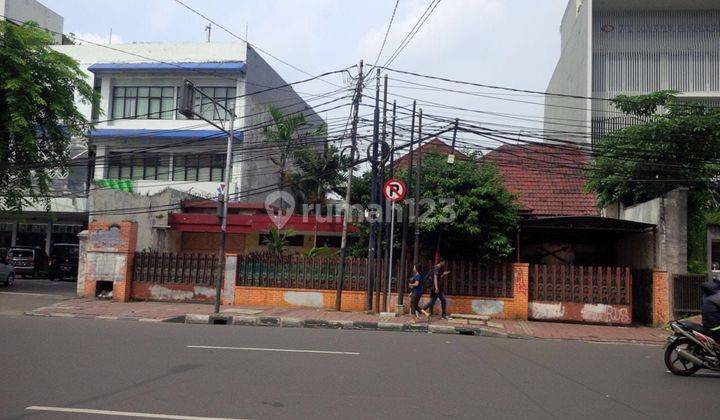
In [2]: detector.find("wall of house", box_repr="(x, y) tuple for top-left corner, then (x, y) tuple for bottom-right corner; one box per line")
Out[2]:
(619, 188), (687, 276)
(89, 188), (194, 252)
(544, 0), (592, 142)
(239, 46), (325, 203)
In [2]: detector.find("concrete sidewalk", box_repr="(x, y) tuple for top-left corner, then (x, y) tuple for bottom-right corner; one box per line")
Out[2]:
(25, 298), (669, 344)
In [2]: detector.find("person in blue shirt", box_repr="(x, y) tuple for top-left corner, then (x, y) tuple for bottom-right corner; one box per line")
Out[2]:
(408, 265), (424, 318)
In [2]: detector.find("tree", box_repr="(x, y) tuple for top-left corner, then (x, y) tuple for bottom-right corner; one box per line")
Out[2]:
(291, 144), (343, 246)
(585, 91), (720, 273)
(585, 91), (720, 207)
(410, 151), (518, 261)
(262, 226), (296, 255)
(0, 21), (98, 212)
(263, 105), (325, 207)
(348, 151), (518, 262)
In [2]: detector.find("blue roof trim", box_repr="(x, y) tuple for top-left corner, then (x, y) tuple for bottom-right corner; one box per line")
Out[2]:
(88, 61), (246, 73)
(90, 128), (243, 141)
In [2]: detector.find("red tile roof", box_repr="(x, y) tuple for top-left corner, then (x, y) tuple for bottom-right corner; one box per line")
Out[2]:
(483, 144), (599, 217)
(391, 138), (469, 170)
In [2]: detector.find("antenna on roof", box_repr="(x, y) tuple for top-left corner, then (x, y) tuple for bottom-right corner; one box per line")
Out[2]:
(205, 22), (212, 42)
(109, 28), (112, 45)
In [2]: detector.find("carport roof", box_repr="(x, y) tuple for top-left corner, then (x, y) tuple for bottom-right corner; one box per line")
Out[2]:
(520, 216), (655, 232)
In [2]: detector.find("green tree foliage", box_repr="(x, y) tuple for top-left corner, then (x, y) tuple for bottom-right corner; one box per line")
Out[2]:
(290, 145), (343, 246)
(586, 91), (720, 207)
(585, 91), (720, 273)
(262, 226), (296, 255)
(0, 21), (98, 211)
(348, 151), (518, 262)
(263, 105), (325, 202)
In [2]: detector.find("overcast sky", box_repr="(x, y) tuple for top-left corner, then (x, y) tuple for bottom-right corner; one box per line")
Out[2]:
(41, 0), (570, 149)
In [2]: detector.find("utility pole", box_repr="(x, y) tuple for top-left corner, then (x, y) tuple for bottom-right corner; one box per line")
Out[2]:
(448, 118), (459, 164)
(412, 109), (423, 267)
(205, 23), (212, 42)
(387, 101), (400, 312)
(335, 60), (364, 311)
(366, 68), (381, 311)
(376, 74), (388, 312)
(398, 101), (416, 308)
(179, 80), (236, 314)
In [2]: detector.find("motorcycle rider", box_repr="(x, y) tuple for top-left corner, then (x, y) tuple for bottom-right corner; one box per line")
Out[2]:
(701, 278), (720, 342)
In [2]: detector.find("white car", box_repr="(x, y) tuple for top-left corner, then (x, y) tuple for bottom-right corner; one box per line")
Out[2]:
(0, 256), (15, 286)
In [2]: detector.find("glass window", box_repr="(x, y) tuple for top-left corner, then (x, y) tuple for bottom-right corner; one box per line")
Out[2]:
(111, 86), (174, 120)
(177, 86), (236, 121)
(171, 153), (226, 182)
(106, 152), (170, 181)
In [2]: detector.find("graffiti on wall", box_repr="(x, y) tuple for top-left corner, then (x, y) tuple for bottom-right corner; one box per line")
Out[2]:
(581, 304), (631, 324)
(529, 301), (632, 325)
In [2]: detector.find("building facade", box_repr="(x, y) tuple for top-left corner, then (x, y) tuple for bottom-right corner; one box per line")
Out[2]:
(0, 40), (323, 254)
(544, 0), (720, 144)
(0, 0), (64, 43)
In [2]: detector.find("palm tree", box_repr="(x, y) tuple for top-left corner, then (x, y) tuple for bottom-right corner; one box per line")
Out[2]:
(262, 227), (296, 255)
(263, 105), (325, 208)
(292, 145), (343, 246)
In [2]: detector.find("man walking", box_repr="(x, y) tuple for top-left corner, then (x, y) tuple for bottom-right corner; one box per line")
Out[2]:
(420, 260), (450, 320)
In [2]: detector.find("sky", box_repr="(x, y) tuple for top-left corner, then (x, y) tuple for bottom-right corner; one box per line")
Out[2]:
(40, 0), (570, 150)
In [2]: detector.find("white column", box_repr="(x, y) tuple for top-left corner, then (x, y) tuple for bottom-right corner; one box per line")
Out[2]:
(45, 222), (52, 255)
(94, 144), (107, 179)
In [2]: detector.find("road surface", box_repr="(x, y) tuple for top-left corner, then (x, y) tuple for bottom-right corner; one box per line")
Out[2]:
(1, 314), (719, 419)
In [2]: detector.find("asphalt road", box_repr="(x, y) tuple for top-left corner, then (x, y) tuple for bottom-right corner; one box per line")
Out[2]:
(0, 278), (76, 316)
(1, 315), (719, 420)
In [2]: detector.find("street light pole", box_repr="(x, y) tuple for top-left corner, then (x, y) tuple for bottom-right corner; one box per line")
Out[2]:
(179, 80), (236, 314)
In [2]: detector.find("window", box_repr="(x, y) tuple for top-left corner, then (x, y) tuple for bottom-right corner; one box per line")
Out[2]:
(106, 153), (170, 180)
(112, 86), (175, 120)
(177, 86), (236, 121)
(316, 235), (341, 248)
(172, 153), (226, 182)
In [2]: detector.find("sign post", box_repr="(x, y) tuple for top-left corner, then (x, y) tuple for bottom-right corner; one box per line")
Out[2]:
(383, 178), (406, 313)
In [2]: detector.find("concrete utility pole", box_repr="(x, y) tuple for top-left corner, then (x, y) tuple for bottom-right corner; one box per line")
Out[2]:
(412, 109), (423, 267)
(376, 74), (388, 312)
(387, 101), (401, 312)
(335, 60), (364, 311)
(179, 80), (236, 314)
(398, 101), (416, 305)
(366, 68), (381, 311)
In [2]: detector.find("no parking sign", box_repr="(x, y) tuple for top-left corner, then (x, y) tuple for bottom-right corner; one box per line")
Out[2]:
(383, 179), (406, 203)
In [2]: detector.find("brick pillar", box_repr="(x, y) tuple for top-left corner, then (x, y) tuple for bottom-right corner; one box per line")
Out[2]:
(652, 269), (670, 326)
(222, 254), (238, 305)
(76, 230), (88, 297)
(83, 221), (138, 302)
(512, 263), (529, 320)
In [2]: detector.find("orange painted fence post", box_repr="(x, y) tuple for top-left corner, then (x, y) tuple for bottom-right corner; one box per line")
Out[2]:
(82, 221), (138, 302)
(652, 269), (670, 326)
(512, 263), (529, 320)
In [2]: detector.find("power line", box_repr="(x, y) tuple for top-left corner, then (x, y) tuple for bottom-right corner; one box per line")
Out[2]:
(372, 0), (400, 68)
(171, 0), (342, 88)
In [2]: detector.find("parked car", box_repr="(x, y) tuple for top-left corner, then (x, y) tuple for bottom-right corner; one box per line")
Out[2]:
(7, 246), (48, 278)
(0, 254), (15, 286)
(48, 243), (79, 281)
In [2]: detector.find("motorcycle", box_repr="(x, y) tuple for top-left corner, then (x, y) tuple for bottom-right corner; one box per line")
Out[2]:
(664, 320), (720, 376)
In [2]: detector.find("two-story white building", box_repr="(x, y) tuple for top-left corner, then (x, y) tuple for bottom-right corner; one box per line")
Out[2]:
(0, 40), (324, 254)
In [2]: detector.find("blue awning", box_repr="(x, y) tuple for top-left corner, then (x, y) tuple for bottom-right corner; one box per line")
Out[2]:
(89, 128), (243, 141)
(88, 61), (246, 74)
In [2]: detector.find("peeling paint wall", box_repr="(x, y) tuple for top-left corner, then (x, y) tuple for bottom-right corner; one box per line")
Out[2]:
(529, 300), (632, 325)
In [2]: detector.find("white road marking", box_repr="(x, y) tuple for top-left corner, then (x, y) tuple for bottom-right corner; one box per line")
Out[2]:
(0, 291), (56, 297)
(187, 345), (359, 355)
(26, 406), (247, 420)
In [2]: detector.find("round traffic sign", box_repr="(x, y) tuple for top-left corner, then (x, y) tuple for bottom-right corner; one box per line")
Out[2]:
(383, 178), (407, 202)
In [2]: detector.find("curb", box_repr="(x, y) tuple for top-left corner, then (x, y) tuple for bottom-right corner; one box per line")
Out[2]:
(180, 313), (511, 338)
(22, 311), (666, 345)
(24, 311), (174, 323)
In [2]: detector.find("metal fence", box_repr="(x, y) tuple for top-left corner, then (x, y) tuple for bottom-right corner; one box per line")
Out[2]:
(673, 274), (706, 316)
(235, 254), (513, 298)
(236, 254), (367, 291)
(529, 265), (631, 305)
(133, 252), (218, 286)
